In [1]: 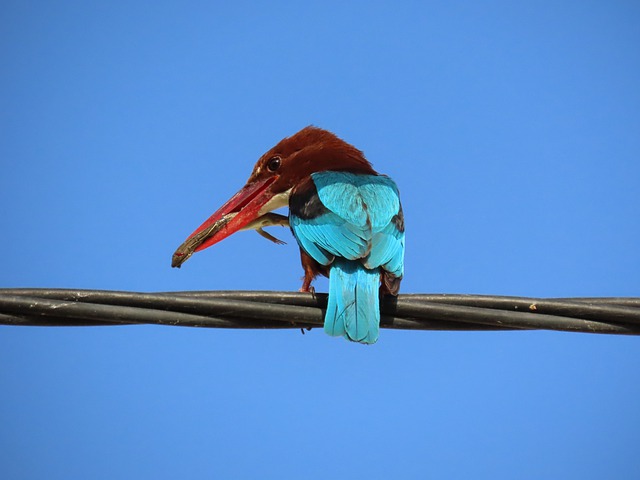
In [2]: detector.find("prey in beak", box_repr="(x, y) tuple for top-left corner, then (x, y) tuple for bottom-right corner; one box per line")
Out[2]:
(171, 212), (289, 268)
(171, 170), (291, 268)
(245, 212), (289, 245)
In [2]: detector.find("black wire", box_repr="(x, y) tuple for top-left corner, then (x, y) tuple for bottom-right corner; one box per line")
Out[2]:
(1, 288), (639, 335)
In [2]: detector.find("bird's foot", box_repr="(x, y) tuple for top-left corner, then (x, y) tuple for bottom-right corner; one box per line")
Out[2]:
(299, 283), (316, 299)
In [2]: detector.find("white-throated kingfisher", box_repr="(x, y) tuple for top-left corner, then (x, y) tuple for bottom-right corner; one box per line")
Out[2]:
(172, 127), (405, 344)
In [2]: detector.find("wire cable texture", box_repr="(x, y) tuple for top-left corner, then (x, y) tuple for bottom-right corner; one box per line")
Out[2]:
(1, 288), (639, 335)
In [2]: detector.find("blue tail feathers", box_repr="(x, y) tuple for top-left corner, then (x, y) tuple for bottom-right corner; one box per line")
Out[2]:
(324, 259), (380, 344)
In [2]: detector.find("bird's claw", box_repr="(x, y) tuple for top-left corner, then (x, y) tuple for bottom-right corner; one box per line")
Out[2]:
(299, 283), (316, 299)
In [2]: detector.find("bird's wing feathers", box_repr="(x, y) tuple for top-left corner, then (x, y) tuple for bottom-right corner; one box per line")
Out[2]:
(290, 211), (370, 264)
(364, 221), (404, 276)
(290, 172), (404, 274)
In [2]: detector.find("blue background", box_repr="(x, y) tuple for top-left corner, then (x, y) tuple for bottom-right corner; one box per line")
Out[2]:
(1, 1), (639, 478)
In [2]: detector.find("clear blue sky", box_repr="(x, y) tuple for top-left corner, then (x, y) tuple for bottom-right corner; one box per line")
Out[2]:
(1, 1), (639, 478)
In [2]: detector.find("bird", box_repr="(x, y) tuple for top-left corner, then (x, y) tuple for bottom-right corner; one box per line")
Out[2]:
(172, 126), (405, 344)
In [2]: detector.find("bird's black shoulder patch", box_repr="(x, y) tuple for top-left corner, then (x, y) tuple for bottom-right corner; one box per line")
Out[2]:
(290, 177), (330, 220)
(391, 203), (404, 232)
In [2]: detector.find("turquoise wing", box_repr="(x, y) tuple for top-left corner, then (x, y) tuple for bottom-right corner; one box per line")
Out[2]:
(290, 172), (404, 275)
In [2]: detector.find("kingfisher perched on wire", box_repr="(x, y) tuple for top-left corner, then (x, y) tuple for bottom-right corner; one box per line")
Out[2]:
(172, 127), (405, 344)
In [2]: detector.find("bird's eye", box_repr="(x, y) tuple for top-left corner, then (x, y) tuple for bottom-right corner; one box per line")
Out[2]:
(267, 156), (281, 172)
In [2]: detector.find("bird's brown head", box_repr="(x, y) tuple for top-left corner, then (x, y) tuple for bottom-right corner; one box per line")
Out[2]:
(247, 126), (375, 193)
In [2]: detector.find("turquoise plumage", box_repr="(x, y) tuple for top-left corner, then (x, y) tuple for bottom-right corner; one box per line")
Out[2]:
(290, 172), (405, 344)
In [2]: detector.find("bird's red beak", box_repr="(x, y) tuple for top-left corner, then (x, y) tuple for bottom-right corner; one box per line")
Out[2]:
(172, 176), (278, 267)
